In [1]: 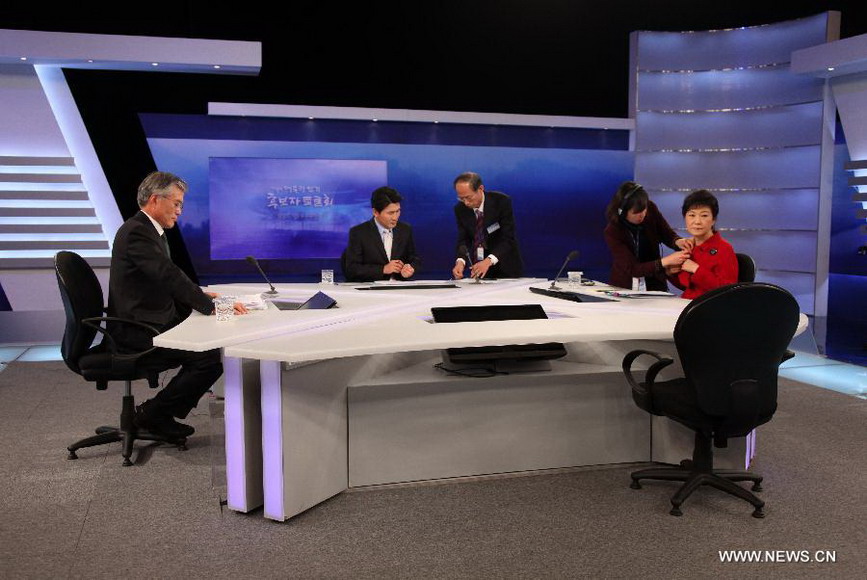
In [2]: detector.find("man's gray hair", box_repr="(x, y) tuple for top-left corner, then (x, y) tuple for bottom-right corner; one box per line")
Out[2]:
(453, 171), (483, 191)
(137, 171), (188, 207)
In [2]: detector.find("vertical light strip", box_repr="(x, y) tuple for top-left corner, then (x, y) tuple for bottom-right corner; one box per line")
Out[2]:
(223, 355), (250, 512)
(33, 65), (123, 245)
(260, 359), (286, 521)
(814, 81), (837, 318)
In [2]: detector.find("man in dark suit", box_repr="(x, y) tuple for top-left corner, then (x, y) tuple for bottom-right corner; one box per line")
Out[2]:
(108, 171), (246, 439)
(451, 172), (523, 279)
(344, 186), (420, 282)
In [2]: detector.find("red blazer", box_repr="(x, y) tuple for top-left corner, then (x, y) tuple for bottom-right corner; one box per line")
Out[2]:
(670, 232), (738, 299)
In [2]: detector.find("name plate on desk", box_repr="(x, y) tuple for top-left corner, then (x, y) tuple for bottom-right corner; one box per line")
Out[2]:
(529, 286), (616, 303)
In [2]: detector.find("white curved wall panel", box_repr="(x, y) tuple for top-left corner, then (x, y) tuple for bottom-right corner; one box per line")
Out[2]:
(651, 189), (819, 232)
(637, 16), (832, 72)
(633, 12), (838, 317)
(637, 68), (825, 112)
(722, 230), (818, 273)
(635, 103), (824, 151)
(636, 147), (821, 190)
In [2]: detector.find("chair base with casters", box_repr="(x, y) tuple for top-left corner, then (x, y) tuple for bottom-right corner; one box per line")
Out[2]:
(66, 379), (187, 467)
(629, 431), (765, 518)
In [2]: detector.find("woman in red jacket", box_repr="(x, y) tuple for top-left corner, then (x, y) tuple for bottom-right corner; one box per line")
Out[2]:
(604, 182), (692, 291)
(667, 189), (738, 299)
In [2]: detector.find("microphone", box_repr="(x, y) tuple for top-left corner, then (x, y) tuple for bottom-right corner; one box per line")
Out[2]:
(457, 244), (472, 266)
(458, 244), (483, 283)
(245, 255), (278, 295)
(550, 250), (579, 289)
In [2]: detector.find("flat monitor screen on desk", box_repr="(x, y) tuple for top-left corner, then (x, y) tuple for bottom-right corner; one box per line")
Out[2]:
(431, 304), (567, 371)
(271, 291), (337, 311)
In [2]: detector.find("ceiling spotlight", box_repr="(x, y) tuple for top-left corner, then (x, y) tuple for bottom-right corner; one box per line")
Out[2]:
(151, 62), (159, 67)
(20, 57), (27, 61)
(213, 65), (221, 69)
(372, 118), (378, 122)
(308, 117), (314, 120)
(827, 67), (835, 71)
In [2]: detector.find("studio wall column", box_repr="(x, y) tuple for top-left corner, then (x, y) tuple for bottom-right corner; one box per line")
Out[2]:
(631, 13), (840, 315)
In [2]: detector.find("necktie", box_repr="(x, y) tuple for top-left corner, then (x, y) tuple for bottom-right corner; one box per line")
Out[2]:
(160, 233), (171, 258)
(382, 230), (393, 260)
(473, 209), (485, 252)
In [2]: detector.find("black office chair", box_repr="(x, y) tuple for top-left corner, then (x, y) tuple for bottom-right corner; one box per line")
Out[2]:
(735, 253), (756, 282)
(622, 282), (799, 517)
(340, 249), (349, 282)
(55, 251), (185, 466)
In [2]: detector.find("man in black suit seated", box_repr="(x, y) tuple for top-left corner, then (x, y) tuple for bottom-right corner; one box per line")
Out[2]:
(108, 171), (246, 439)
(344, 186), (420, 282)
(451, 172), (524, 279)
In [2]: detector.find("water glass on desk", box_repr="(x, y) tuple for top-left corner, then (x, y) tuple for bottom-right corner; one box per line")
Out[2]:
(567, 271), (583, 289)
(320, 269), (334, 285)
(214, 296), (235, 322)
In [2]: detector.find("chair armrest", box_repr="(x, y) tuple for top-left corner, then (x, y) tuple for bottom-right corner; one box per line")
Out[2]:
(82, 316), (160, 358)
(781, 350), (795, 364)
(622, 349), (674, 396)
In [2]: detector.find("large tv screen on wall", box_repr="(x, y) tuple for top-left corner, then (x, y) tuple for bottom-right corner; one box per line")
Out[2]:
(209, 158), (387, 261)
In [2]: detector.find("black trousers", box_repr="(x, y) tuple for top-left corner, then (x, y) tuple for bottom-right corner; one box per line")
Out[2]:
(137, 347), (222, 419)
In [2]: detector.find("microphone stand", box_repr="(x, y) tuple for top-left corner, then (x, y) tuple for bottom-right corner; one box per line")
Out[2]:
(550, 250), (579, 289)
(246, 256), (278, 295)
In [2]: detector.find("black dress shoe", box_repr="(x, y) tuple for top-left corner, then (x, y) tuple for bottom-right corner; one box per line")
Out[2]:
(168, 418), (195, 437)
(134, 406), (188, 439)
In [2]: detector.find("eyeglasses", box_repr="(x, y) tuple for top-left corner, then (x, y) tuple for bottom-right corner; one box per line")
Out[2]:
(160, 196), (184, 210)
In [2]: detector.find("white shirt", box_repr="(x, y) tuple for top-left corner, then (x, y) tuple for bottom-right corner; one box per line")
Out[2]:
(141, 210), (165, 237)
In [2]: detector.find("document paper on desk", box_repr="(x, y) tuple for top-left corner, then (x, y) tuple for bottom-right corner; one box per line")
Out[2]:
(235, 294), (268, 310)
(603, 290), (675, 298)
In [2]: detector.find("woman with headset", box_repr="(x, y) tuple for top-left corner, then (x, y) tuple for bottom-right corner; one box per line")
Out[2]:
(603, 181), (692, 291)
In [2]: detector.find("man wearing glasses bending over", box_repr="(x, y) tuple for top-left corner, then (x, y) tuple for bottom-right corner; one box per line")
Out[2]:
(451, 171), (523, 280)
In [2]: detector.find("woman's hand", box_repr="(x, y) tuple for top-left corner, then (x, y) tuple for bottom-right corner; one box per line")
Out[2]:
(675, 237), (695, 252)
(681, 259), (699, 274)
(661, 250), (690, 268)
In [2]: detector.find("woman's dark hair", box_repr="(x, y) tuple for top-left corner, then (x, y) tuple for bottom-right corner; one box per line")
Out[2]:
(605, 181), (648, 224)
(681, 189), (719, 218)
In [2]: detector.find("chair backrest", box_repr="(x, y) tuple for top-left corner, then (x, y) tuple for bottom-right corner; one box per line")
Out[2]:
(673, 282), (800, 436)
(55, 251), (105, 375)
(735, 253), (756, 282)
(340, 249), (348, 281)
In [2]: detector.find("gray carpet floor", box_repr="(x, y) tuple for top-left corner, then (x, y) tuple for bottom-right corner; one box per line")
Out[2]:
(0, 361), (864, 579)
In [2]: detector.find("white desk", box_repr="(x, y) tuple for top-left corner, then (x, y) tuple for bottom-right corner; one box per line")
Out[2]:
(156, 280), (808, 521)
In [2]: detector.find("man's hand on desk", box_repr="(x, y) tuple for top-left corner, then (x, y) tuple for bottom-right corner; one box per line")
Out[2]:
(470, 257), (492, 279)
(383, 260), (405, 275)
(452, 260), (465, 280)
(204, 292), (250, 315)
(399, 263), (415, 278)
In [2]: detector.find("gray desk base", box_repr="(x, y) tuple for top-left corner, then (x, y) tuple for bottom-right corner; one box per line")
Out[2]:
(227, 346), (750, 521)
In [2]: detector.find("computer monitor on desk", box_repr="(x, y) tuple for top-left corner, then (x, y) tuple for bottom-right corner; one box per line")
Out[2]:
(431, 304), (567, 373)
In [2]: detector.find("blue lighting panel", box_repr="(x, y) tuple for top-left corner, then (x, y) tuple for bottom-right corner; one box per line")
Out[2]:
(145, 114), (633, 283)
